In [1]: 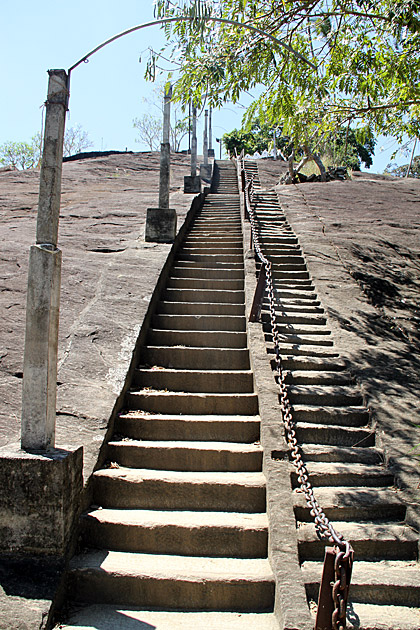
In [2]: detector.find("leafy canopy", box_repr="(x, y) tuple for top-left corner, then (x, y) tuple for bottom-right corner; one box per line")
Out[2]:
(152, 1), (420, 151)
(0, 125), (93, 170)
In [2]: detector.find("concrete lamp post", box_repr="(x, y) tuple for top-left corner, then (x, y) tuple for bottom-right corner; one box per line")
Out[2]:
(208, 107), (215, 158)
(200, 109), (212, 183)
(184, 103), (201, 193)
(0, 69), (83, 557)
(145, 84), (177, 242)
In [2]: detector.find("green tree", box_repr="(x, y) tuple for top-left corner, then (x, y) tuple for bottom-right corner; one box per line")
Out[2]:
(0, 140), (38, 169)
(222, 119), (290, 156)
(0, 125), (93, 170)
(153, 1), (420, 178)
(385, 156), (420, 177)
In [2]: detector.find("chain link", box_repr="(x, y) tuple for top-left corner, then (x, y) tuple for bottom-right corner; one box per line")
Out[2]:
(239, 159), (353, 629)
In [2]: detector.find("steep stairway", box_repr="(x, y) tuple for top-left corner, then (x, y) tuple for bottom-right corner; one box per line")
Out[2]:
(243, 160), (420, 629)
(61, 162), (277, 629)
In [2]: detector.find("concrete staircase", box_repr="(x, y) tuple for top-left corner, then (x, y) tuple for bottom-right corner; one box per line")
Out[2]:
(244, 161), (420, 629)
(62, 162), (277, 629)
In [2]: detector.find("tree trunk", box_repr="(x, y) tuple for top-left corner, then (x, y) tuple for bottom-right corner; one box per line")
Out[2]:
(312, 151), (327, 182)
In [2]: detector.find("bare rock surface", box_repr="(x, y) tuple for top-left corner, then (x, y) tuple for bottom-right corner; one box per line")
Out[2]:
(0, 151), (194, 481)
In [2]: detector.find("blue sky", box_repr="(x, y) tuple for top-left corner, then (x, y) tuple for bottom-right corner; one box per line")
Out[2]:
(0, 1), (413, 172)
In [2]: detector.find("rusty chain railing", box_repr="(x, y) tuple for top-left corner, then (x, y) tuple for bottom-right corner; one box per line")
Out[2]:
(238, 157), (353, 630)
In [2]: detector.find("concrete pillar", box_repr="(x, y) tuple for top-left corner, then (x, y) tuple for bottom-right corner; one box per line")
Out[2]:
(145, 84), (177, 242)
(200, 108), (212, 183)
(184, 103), (201, 193)
(203, 109), (209, 166)
(21, 69), (68, 452)
(208, 107), (215, 157)
(191, 103), (197, 176)
(158, 84), (172, 210)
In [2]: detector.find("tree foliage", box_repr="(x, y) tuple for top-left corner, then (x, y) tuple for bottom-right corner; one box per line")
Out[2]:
(385, 155), (420, 177)
(222, 120), (375, 169)
(152, 0), (420, 158)
(0, 125), (93, 170)
(222, 119), (290, 155)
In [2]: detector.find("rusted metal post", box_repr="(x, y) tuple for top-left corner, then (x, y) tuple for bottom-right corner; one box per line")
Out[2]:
(21, 69), (69, 451)
(249, 266), (266, 322)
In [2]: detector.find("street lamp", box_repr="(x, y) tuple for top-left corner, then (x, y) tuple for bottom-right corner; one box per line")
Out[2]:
(215, 138), (222, 159)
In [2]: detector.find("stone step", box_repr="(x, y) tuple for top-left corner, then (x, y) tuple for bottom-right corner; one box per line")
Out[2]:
(268, 344), (339, 358)
(291, 462), (394, 488)
(93, 468), (266, 511)
(298, 522), (419, 560)
(157, 300), (244, 315)
(303, 560), (420, 607)
(291, 404), (370, 427)
(115, 413), (260, 443)
(270, 271), (311, 281)
(152, 313), (246, 331)
(179, 247), (243, 255)
(269, 325), (331, 336)
(175, 260), (244, 269)
(267, 304), (324, 313)
(146, 328), (247, 348)
(271, 298), (321, 307)
(299, 444), (383, 464)
(171, 266), (244, 279)
(162, 288), (244, 303)
(175, 254), (244, 265)
(296, 422), (374, 447)
(141, 346), (250, 370)
(288, 385), (364, 407)
(107, 439), (262, 472)
(267, 335), (334, 347)
(273, 290), (318, 299)
(60, 606), (279, 630)
(82, 508), (268, 557)
(167, 278), (244, 290)
(327, 602), (420, 630)
(126, 391), (258, 416)
(68, 551), (275, 610)
(273, 284), (315, 294)
(184, 237), (243, 244)
(134, 368), (253, 392)
(264, 313), (326, 325)
(284, 370), (352, 385)
(280, 356), (347, 372)
(293, 486), (406, 522)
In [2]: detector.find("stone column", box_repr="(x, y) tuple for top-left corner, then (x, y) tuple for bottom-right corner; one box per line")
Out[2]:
(203, 109), (209, 166)
(208, 107), (215, 157)
(200, 109), (212, 183)
(158, 84), (172, 209)
(146, 84), (177, 242)
(184, 103), (201, 193)
(191, 103), (197, 176)
(6, 69), (84, 557)
(21, 69), (68, 452)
